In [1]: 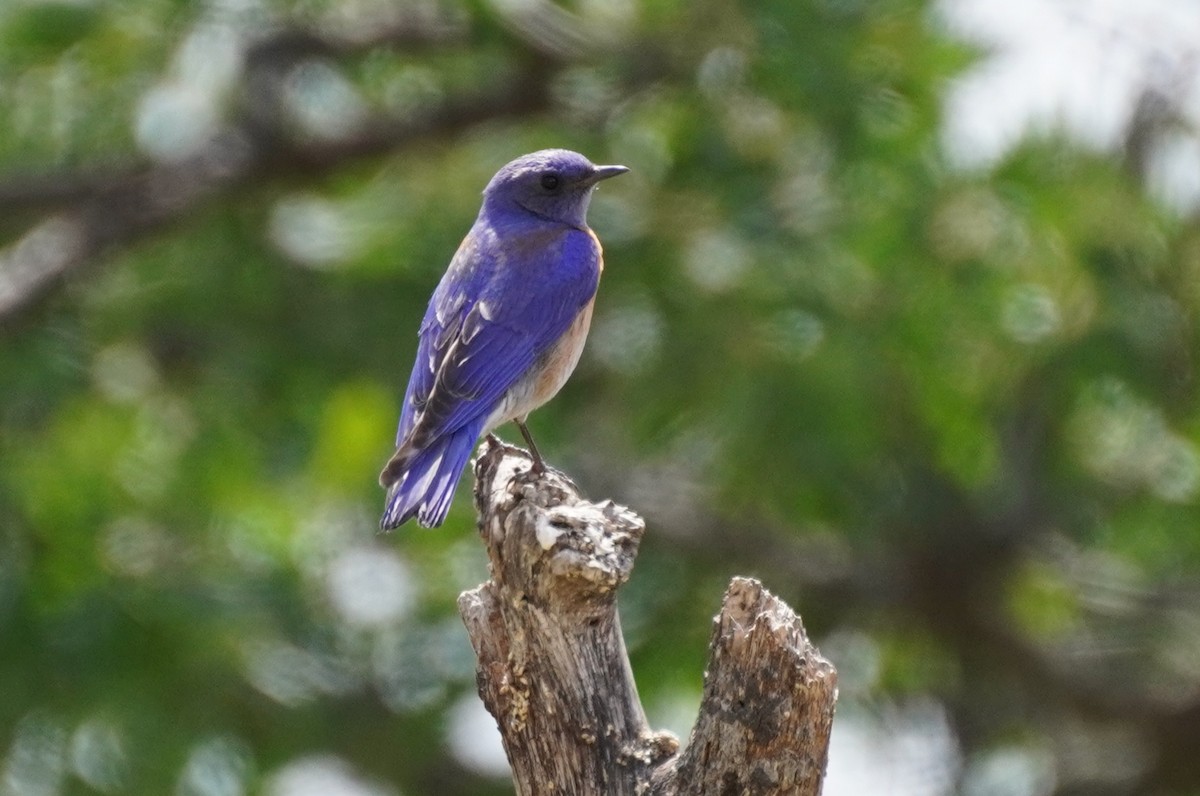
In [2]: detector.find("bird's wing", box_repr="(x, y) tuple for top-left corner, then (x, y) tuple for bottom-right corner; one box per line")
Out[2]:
(392, 223), (600, 453)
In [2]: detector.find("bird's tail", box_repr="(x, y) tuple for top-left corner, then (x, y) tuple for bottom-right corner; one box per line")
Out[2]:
(379, 422), (483, 530)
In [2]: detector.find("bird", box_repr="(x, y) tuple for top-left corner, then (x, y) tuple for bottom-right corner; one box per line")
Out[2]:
(378, 149), (629, 530)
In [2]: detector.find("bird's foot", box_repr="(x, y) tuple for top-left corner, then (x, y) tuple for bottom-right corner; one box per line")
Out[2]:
(515, 420), (547, 475)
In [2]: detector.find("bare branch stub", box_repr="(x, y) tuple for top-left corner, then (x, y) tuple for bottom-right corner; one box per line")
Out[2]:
(0, 14), (551, 325)
(459, 440), (678, 795)
(0, 2), (674, 327)
(661, 578), (837, 796)
(458, 441), (837, 796)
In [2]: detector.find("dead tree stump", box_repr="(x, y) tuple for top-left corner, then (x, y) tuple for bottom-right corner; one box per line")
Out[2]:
(457, 440), (838, 795)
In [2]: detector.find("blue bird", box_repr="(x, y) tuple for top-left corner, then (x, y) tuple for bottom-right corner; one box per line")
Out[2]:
(379, 149), (628, 529)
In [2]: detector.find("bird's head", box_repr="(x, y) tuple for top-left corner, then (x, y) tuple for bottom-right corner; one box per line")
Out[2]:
(482, 149), (628, 228)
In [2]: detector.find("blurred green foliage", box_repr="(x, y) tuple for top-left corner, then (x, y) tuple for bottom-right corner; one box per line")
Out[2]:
(2, 0), (1200, 794)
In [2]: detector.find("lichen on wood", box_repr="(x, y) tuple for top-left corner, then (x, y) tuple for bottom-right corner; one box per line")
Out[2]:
(458, 440), (837, 796)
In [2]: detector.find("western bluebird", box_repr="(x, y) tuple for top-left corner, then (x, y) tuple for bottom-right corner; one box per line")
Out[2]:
(379, 149), (628, 529)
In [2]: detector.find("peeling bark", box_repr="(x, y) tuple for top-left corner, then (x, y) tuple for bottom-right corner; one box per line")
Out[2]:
(458, 441), (837, 795)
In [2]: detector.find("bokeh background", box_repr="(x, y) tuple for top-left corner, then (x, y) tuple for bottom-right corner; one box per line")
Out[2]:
(3, 0), (1200, 794)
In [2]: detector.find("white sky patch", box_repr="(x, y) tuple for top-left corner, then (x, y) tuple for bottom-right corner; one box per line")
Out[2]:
(824, 699), (960, 796)
(282, 61), (369, 141)
(961, 744), (1057, 796)
(241, 640), (359, 706)
(269, 194), (361, 268)
(265, 755), (397, 796)
(938, 0), (1200, 211)
(135, 83), (220, 162)
(2, 712), (67, 796)
(176, 736), (252, 796)
(325, 545), (417, 628)
(70, 718), (129, 794)
(446, 694), (510, 779)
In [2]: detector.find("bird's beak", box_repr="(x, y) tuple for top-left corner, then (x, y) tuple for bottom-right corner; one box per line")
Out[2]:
(587, 164), (630, 184)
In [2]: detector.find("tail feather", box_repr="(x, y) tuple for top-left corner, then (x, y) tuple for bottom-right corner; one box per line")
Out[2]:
(380, 422), (483, 530)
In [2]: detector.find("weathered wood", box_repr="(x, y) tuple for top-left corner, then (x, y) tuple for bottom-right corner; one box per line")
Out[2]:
(458, 440), (837, 795)
(654, 578), (838, 795)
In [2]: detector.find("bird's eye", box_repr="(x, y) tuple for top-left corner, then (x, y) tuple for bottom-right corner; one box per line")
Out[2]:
(540, 174), (560, 191)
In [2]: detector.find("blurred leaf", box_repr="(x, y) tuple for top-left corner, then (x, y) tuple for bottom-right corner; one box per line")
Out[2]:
(0, 1), (102, 64)
(309, 379), (395, 493)
(1005, 559), (1082, 641)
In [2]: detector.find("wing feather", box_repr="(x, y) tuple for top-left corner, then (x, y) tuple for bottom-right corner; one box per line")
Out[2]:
(390, 221), (599, 458)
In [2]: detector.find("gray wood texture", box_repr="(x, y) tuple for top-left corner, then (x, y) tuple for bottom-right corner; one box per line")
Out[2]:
(458, 440), (837, 795)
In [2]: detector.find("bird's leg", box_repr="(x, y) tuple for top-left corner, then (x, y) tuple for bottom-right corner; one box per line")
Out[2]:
(515, 420), (546, 474)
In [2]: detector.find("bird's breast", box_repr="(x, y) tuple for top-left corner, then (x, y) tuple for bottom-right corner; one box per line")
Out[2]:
(588, 228), (603, 273)
(482, 298), (597, 433)
(531, 298), (595, 405)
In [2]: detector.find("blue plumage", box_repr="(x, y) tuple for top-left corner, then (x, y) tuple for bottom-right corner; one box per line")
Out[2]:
(380, 150), (628, 529)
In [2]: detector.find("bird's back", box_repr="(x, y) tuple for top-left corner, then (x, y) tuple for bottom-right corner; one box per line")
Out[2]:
(380, 147), (625, 529)
(380, 215), (601, 528)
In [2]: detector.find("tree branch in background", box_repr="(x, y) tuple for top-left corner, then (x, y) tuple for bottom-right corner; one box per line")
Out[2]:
(0, 61), (550, 324)
(0, 0), (650, 325)
(460, 441), (837, 795)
